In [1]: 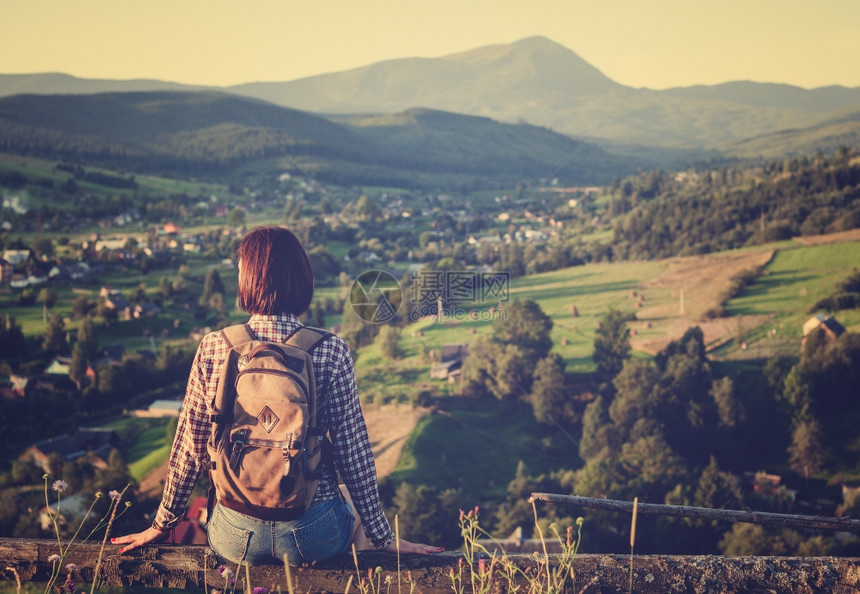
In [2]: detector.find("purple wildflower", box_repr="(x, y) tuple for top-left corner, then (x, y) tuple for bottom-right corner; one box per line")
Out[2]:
(108, 490), (121, 501)
(65, 564), (79, 572)
(52, 480), (68, 493)
(252, 588), (269, 594)
(48, 554), (61, 563)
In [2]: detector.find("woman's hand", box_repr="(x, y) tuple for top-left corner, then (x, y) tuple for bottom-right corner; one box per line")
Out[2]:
(111, 526), (172, 554)
(384, 538), (444, 555)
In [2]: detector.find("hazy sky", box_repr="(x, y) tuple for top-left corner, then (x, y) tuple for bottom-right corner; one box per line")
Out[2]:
(2, 0), (858, 90)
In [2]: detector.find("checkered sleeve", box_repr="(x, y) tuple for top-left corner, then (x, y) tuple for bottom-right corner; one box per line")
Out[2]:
(325, 339), (394, 550)
(154, 332), (222, 528)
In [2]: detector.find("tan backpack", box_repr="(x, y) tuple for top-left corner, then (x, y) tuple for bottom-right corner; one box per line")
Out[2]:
(207, 324), (331, 520)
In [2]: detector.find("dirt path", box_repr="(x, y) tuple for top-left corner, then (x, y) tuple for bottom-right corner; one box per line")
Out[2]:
(136, 404), (427, 498)
(360, 404), (428, 477)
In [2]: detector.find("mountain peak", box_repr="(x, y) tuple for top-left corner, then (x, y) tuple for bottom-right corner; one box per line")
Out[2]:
(439, 36), (619, 95)
(511, 35), (569, 50)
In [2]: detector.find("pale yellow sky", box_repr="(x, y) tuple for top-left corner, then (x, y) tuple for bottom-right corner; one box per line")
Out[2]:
(1, 0), (858, 89)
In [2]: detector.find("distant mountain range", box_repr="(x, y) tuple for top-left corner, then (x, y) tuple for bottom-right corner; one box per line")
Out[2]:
(2, 36), (859, 165)
(0, 92), (630, 187)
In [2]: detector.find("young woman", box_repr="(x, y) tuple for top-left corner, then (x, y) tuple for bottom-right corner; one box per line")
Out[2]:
(113, 226), (442, 564)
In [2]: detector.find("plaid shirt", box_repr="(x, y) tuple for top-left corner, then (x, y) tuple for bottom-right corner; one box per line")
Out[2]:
(154, 313), (394, 549)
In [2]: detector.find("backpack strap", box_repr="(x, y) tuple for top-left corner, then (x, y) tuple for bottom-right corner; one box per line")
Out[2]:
(285, 326), (332, 353)
(285, 326), (334, 475)
(220, 323), (256, 348)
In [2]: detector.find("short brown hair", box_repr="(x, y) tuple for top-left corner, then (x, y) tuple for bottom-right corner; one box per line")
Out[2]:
(236, 226), (314, 316)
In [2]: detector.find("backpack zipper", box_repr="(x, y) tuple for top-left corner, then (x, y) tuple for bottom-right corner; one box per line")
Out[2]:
(235, 368), (309, 400)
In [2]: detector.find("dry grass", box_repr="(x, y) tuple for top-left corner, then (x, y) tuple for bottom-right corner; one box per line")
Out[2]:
(630, 249), (776, 355)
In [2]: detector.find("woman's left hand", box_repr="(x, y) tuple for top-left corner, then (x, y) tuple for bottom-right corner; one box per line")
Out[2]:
(384, 539), (445, 555)
(111, 526), (172, 554)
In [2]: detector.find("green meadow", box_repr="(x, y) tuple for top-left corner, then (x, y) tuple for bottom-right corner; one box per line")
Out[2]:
(729, 241), (860, 333)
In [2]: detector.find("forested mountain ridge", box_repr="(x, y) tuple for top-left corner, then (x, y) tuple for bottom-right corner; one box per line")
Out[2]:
(3, 37), (860, 160)
(0, 91), (634, 186)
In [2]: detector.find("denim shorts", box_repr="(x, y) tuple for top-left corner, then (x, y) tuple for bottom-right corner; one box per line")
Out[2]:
(207, 497), (355, 566)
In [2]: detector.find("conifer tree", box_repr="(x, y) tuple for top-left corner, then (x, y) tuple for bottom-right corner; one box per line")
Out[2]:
(788, 414), (827, 486)
(77, 317), (99, 362)
(593, 309), (630, 378)
(69, 343), (88, 390)
(530, 354), (568, 425)
(42, 313), (67, 355)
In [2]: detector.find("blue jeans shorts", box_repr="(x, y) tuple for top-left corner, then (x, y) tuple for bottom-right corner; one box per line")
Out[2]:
(207, 497), (355, 566)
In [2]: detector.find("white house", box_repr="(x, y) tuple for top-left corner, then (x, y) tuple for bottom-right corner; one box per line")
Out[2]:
(2, 249), (30, 266)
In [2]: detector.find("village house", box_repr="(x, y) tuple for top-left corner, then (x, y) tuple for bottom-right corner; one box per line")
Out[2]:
(20, 429), (120, 475)
(18, 435), (88, 473)
(44, 355), (72, 375)
(44, 355), (96, 383)
(430, 343), (469, 382)
(133, 398), (183, 418)
(2, 249), (30, 267)
(48, 262), (92, 281)
(1, 374), (31, 398)
(801, 314), (846, 346)
(3, 372), (76, 398)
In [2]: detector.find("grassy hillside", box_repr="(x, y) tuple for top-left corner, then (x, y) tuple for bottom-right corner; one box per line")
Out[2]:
(722, 237), (860, 351)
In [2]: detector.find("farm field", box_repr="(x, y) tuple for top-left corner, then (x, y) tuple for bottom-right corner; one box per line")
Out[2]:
(357, 237), (860, 406)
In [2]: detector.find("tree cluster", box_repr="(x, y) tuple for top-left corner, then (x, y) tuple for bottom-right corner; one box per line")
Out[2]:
(610, 152), (860, 260)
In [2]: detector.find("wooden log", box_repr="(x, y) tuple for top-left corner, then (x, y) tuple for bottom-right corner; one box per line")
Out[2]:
(530, 493), (860, 534)
(1, 538), (860, 593)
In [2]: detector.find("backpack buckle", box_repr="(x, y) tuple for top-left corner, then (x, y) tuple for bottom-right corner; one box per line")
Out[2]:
(229, 429), (249, 470)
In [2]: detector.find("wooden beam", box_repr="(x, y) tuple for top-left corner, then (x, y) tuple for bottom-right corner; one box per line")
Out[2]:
(530, 493), (860, 534)
(1, 538), (860, 593)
